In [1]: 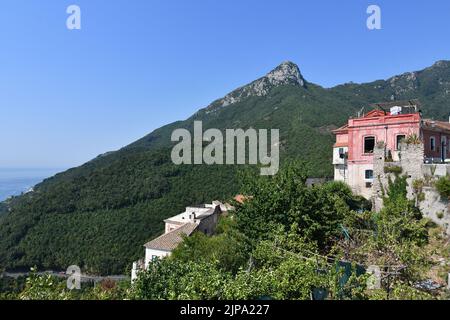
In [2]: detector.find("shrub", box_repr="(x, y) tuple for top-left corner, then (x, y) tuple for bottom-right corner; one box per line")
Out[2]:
(384, 166), (403, 175)
(404, 134), (421, 145)
(435, 176), (450, 199)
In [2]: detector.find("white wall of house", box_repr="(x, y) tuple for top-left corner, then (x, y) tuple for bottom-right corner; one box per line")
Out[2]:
(333, 147), (349, 183)
(348, 163), (374, 199)
(334, 164), (348, 182)
(144, 248), (171, 268)
(131, 262), (139, 282)
(332, 147), (348, 165)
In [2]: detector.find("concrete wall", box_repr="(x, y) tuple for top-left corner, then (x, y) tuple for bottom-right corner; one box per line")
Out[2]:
(422, 164), (450, 177)
(197, 207), (221, 236)
(334, 165), (348, 182)
(144, 248), (171, 268)
(333, 147), (348, 165)
(348, 163), (374, 200)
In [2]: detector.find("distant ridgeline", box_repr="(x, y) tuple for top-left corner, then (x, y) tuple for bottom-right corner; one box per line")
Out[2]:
(1, 60), (450, 275)
(0, 202), (7, 215)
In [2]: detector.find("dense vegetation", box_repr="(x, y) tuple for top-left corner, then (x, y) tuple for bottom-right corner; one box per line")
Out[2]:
(5, 162), (449, 300)
(435, 176), (450, 199)
(1, 61), (450, 275)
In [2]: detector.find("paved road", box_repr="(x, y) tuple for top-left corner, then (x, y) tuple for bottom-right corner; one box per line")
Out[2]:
(2, 271), (128, 283)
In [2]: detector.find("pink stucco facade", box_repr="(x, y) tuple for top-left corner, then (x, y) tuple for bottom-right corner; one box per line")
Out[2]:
(333, 108), (450, 199)
(346, 111), (421, 165)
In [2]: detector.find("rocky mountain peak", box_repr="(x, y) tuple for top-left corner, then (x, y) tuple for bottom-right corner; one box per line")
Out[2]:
(266, 61), (305, 87)
(207, 61), (306, 111)
(431, 60), (450, 69)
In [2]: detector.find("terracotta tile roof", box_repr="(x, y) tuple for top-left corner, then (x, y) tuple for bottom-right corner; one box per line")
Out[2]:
(234, 194), (252, 204)
(364, 109), (387, 117)
(423, 119), (450, 133)
(333, 142), (348, 148)
(144, 223), (198, 251)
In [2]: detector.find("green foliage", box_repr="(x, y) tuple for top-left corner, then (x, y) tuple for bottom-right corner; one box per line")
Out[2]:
(131, 225), (369, 300)
(19, 268), (72, 300)
(0, 154), (239, 274)
(1, 60), (449, 276)
(377, 176), (428, 246)
(404, 134), (421, 145)
(5, 162), (445, 300)
(337, 175), (433, 295)
(171, 219), (248, 274)
(435, 176), (450, 199)
(0, 202), (8, 216)
(0, 276), (25, 300)
(388, 282), (433, 300)
(236, 162), (356, 249)
(384, 166), (403, 175)
(79, 279), (130, 300)
(8, 268), (131, 300)
(130, 259), (229, 300)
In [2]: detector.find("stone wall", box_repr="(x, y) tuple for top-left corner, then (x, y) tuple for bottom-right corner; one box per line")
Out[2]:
(419, 187), (450, 234)
(372, 142), (450, 234)
(400, 143), (425, 200)
(372, 144), (387, 212)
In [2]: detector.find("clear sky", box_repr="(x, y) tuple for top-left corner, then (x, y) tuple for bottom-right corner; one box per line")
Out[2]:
(1, 0), (449, 168)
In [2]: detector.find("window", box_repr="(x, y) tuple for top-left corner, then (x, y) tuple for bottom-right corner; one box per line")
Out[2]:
(151, 255), (158, 262)
(364, 136), (375, 154)
(430, 137), (436, 151)
(339, 148), (345, 159)
(365, 170), (374, 180)
(396, 135), (406, 150)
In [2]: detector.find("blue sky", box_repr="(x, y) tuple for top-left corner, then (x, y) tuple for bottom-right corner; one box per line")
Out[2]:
(1, 0), (449, 168)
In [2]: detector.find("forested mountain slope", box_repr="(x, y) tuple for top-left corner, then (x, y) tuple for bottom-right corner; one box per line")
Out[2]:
(1, 60), (449, 274)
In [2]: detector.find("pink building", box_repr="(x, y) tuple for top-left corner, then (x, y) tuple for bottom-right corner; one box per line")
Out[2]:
(333, 101), (450, 199)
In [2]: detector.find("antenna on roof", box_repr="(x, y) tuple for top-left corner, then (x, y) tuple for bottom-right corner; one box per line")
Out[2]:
(357, 106), (365, 118)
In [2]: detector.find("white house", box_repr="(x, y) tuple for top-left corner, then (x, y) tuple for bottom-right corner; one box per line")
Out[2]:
(131, 201), (230, 281)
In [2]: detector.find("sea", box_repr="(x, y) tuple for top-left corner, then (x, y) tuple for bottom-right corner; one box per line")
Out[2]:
(0, 168), (64, 202)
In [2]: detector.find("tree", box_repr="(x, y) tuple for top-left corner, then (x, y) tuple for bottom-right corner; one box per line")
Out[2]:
(171, 217), (248, 274)
(235, 162), (355, 249)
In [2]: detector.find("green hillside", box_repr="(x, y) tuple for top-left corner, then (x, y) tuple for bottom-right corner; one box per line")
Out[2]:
(0, 61), (449, 275)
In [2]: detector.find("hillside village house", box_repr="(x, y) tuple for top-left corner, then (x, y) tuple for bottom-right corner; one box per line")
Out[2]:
(333, 100), (450, 199)
(131, 201), (230, 281)
(332, 100), (450, 233)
